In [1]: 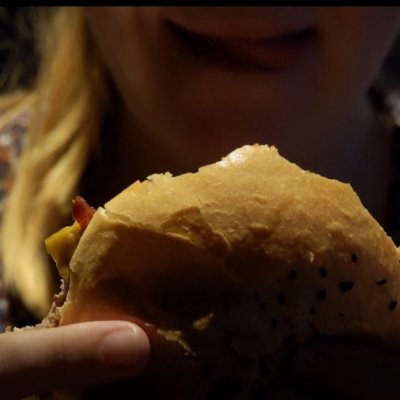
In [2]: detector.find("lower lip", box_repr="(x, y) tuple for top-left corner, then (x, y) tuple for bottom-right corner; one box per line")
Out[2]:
(166, 20), (317, 73)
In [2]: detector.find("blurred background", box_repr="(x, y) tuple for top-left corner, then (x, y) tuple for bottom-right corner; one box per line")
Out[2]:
(0, 7), (41, 93)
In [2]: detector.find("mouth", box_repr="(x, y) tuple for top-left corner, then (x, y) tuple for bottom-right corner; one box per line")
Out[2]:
(166, 19), (317, 73)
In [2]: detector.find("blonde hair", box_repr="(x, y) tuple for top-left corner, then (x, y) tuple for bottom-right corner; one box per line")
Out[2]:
(1, 7), (110, 318)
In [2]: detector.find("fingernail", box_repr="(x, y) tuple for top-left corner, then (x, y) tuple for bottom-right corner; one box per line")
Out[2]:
(287, 347), (332, 383)
(99, 324), (150, 372)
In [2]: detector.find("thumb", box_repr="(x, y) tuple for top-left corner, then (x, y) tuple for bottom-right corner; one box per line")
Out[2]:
(0, 320), (151, 400)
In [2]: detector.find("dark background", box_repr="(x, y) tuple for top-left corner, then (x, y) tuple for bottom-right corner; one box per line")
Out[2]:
(0, 7), (41, 92)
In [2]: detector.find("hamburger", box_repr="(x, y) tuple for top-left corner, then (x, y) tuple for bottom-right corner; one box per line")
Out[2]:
(42, 144), (400, 398)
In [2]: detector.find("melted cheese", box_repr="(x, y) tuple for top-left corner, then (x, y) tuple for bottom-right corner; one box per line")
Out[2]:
(45, 221), (81, 285)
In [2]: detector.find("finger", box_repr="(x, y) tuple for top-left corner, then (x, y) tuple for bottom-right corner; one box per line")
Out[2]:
(285, 337), (400, 400)
(0, 320), (151, 400)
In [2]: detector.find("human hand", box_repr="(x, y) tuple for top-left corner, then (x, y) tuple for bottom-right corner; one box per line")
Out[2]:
(285, 335), (400, 399)
(0, 320), (150, 400)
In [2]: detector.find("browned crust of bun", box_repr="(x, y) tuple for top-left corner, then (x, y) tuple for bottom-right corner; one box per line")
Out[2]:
(52, 145), (400, 398)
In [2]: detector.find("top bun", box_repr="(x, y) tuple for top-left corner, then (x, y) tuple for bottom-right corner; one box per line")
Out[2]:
(53, 144), (400, 399)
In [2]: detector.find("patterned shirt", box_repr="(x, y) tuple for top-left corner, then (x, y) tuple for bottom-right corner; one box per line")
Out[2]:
(0, 110), (29, 332)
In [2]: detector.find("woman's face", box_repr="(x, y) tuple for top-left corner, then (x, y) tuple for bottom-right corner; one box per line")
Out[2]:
(85, 7), (400, 164)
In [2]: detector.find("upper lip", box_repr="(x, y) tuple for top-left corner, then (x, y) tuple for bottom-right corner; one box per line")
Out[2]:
(166, 18), (317, 73)
(164, 7), (316, 41)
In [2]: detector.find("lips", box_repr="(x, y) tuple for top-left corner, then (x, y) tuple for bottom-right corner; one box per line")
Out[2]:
(165, 18), (317, 73)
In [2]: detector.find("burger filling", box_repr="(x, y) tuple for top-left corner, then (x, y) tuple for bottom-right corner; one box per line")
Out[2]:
(44, 196), (95, 318)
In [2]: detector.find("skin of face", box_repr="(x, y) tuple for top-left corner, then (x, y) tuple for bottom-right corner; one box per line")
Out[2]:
(84, 7), (400, 222)
(84, 7), (400, 156)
